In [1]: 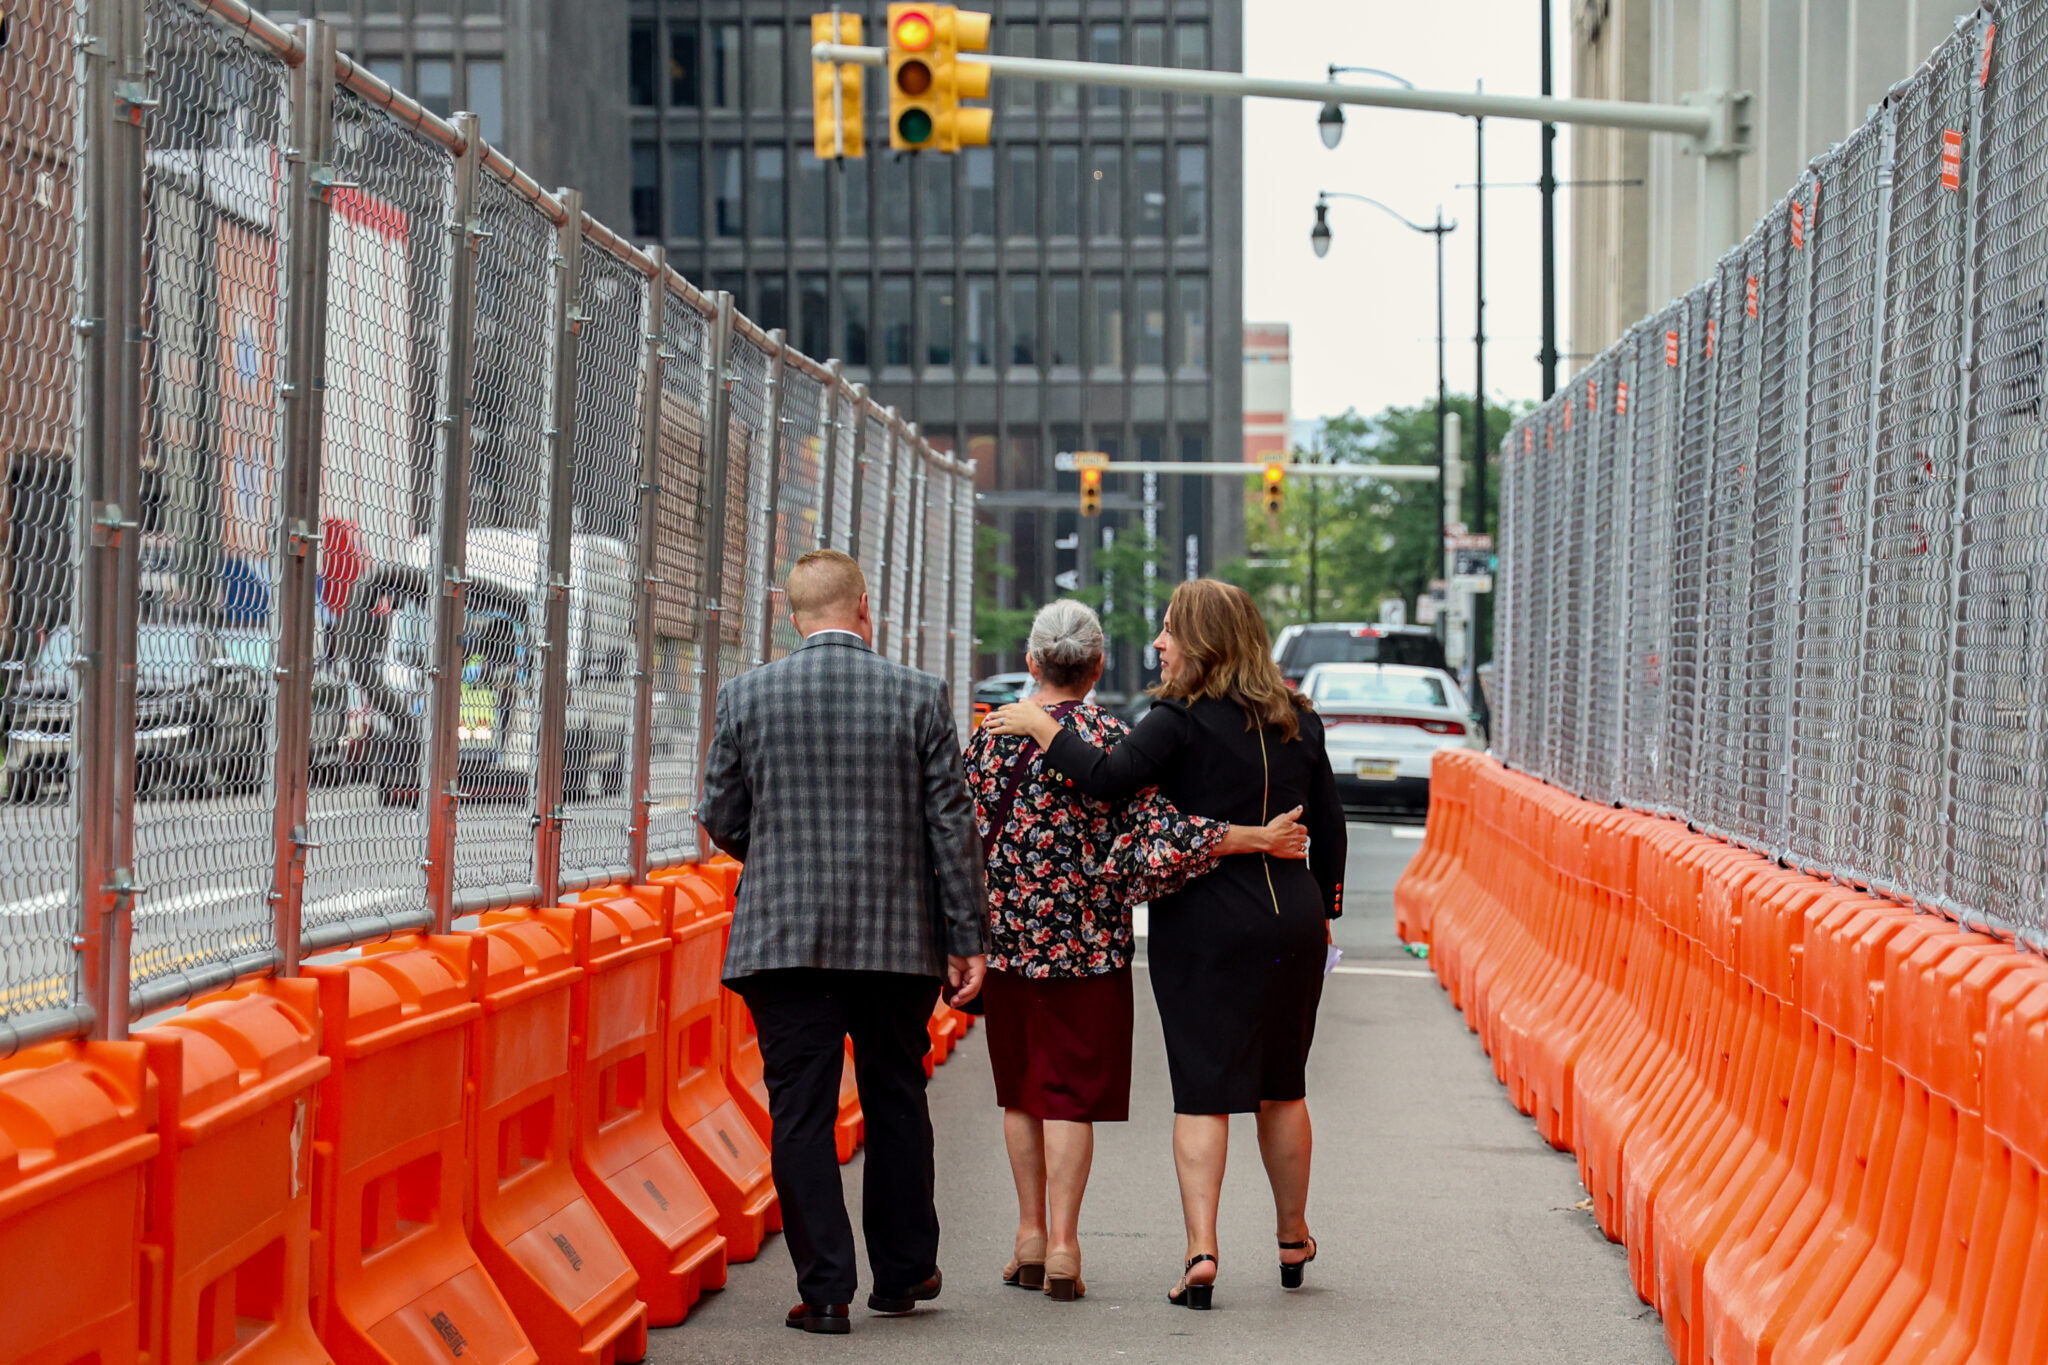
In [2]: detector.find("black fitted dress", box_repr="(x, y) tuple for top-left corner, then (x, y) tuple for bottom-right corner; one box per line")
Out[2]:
(1042, 696), (1347, 1114)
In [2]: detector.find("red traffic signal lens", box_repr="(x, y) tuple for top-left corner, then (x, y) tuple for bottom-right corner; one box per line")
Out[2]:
(895, 57), (933, 96)
(1263, 464), (1284, 485)
(1080, 468), (1102, 489)
(893, 9), (935, 51)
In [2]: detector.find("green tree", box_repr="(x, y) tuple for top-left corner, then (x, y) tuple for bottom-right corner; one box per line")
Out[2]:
(974, 519), (1037, 659)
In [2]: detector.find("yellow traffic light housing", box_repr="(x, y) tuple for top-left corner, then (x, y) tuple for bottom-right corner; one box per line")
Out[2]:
(1262, 462), (1285, 516)
(936, 8), (993, 152)
(811, 13), (864, 159)
(1079, 466), (1103, 517)
(888, 4), (940, 151)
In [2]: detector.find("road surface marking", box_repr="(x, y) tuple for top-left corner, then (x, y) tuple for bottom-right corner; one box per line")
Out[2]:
(1389, 827), (1426, 840)
(1332, 965), (1436, 979)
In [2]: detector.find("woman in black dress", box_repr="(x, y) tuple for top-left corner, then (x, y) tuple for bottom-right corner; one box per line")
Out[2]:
(986, 579), (1346, 1311)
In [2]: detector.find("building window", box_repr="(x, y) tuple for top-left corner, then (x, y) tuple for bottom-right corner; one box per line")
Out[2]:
(1008, 275), (1038, 367)
(468, 59), (502, 144)
(669, 144), (702, 239)
(921, 156), (953, 240)
(1003, 22), (1037, 111)
(1177, 275), (1207, 371)
(1049, 145), (1080, 237)
(367, 57), (404, 88)
(1133, 24), (1165, 110)
(1175, 23), (1208, 114)
(841, 159), (870, 238)
(629, 22), (655, 107)
(799, 273), (829, 358)
(754, 145), (786, 237)
(670, 25), (699, 107)
(1001, 434), (1039, 490)
(1135, 275), (1166, 368)
(1049, 275), (1081, 367)
(756, 273), (788, 333)
(1092, 275), (1123, 373)
(1134, 143), (1165, 237)
(1176, 145), (1207, 237)
(714, 144), (743, 237)
(1089, 146), (1120, 239)
(711, 23), (741, 109)
(1005, 145), (1037, 238)
(1090, 25), (1122, 111)
(841, 275), (870, 366)
(965, 149), (995, 238)
(1048, 24), (1079, 112)
(417, 59), (452, 117)
(965, 275), (996, 368)
(923, 276), (955, 367)
(796, 152), (829, 238)
(881, 275), (913, 366)
(750, 24), (783, 110)
(879, 155), (911, 238)
(631, 141), (660, 238)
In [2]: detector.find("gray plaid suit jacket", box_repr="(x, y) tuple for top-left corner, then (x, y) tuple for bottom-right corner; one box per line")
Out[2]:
(699, 630), (989, 981)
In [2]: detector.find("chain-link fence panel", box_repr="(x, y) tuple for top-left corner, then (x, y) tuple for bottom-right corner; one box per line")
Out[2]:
(1546, 375), (1587, 795)
(1660, 281), (1718, 819)
(303, 90), (454, 941)
(447, 172), (559, 907)
(826, 390), (859, 554)
(0, 0), (87, 1024)
(1948, 9), (2044, 938)
(952, 469), (975, 739)
(857, 407), (890, 574)
(1582, 349), (1629, 806)
(1494, 416), (1525, 771)
(921, 456), (951, 677)
(1515, 405), (1553, 782)
(1848, 41), (1971, 902)
(890, 428), (922, 666)
(772, 363), (829, 659)
(554, 241), (648, 891)
(1619, 307), (1680, 811)
(1787, 119), (1888, 874)
(727, 332), (773, 668)
(645, 288), (712, 870)
(127, 0), (295, 1000)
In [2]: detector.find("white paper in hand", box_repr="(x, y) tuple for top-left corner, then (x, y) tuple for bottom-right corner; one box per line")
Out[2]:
(1324, 944), (1344, 977)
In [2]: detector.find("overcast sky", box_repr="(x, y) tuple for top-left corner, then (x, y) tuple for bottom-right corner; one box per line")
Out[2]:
(1242, 1), (1577, 430)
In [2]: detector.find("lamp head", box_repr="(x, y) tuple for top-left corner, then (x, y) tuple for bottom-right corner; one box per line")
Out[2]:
(1317, 102), (1345, 149)
(1310, 198), (1332, 258)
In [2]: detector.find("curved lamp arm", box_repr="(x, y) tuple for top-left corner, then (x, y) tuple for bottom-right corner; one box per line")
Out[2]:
(1311, 191), (1455, 258)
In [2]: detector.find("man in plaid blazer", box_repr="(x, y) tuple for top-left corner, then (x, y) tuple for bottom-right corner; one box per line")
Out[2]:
(700, 548), (988, 1335)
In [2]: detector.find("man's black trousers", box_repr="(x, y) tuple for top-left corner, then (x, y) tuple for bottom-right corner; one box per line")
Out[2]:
(731, 968), (942, 1307)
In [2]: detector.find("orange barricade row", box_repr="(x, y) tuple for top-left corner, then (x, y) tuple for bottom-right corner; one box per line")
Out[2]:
(1397, 748), (2048, 1365)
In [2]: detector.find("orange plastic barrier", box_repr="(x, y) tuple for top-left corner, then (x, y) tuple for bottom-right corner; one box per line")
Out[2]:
(656, 870), (779, 1260)
(719, 990), (773, 1147)
(835, 1042), (863, 1164)
(0, 1040), (157, 1365)
(463, 912), (647, 1365)
(1396, 748), (2048, 1365)
(555, 891), (727, 1326)
(137, 979), (331, 1365)
(303, 940), (536, 1365)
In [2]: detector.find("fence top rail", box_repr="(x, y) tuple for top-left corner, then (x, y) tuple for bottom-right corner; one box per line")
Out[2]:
(332, 51), (464, 150)
(660, 264), (719, 320)
(729, 309), (782, 355)
(784, 348), (836, 386)
(481, 146), (568, 224)
(580, 210), (661, 280)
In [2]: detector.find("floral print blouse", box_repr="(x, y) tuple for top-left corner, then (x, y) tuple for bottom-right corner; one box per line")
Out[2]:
(965, 702), (1228, 978)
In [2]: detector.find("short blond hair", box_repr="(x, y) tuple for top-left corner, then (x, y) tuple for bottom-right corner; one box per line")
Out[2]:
(786, 549), (868, 624)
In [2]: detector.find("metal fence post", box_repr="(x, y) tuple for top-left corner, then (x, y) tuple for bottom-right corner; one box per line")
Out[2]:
(939, 459), (958, 692)
(756, 330), (788, 669)
(627, 247), (669, 884)
(816, 361), (844, 551)
(694, 293), (737, 802)
(76, 0), (149, 1040)
(534, 191), (586, 910)
(267, 21), (339, 968)
(908, 448), (931, 670)
(875, 410), (901, 655)
(845, 386), (870, 559)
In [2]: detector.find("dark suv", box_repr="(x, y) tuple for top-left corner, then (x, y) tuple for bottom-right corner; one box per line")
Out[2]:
(1272, 623), (1450, 688)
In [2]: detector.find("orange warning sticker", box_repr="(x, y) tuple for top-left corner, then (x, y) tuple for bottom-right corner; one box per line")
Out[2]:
(1586, 379), (1597, 413)
(1666, 330), (1679, 367)
(1746, 276), (1759, 319)
(1791, 199), (1805, 249)
(1706, 319), (1716, 358)
(1616, 382), (1629, 416)
(1941, 129), (1963, 191)
(1981, 23), (1997, 87)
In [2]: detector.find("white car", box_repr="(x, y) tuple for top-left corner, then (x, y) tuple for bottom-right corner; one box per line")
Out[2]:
(1300, 662), (1485, 813)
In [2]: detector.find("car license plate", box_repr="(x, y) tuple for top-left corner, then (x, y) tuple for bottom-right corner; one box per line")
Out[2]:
(1354, 759), (1399, 782)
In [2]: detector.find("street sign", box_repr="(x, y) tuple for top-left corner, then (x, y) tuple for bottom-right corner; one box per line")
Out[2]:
(1453, 573), (1493, 594)
(1377, 598), (1407, 627)
(1453, 548), (1492, 578)
(1444, 531), (1493, 552)
(1071, 451), (1109, 469)
(1053, 569), (1080, 591)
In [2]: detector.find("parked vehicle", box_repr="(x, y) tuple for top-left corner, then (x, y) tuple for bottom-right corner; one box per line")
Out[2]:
(1272, 622), (1449, 688)
(973, 671), (1034, 707)
(1300, 662), (1484, 815)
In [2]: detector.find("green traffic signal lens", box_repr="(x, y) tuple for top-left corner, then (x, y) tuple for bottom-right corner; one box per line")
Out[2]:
(897, 107), (934, 144)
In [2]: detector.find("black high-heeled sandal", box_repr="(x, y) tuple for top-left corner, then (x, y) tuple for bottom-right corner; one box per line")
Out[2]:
(1167, 1253), (1217, 1310)
(1279, 1236), (1317, 1289)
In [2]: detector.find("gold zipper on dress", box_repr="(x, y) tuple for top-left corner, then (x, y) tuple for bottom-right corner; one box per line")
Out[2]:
(1258, 727), (1281, 915)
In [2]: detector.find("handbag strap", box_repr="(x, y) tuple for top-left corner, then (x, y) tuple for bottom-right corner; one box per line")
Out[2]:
(982, 700), (1082, 856)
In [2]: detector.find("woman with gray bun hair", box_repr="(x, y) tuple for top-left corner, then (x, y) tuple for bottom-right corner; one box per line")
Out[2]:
(964, 599), (1308, 1304)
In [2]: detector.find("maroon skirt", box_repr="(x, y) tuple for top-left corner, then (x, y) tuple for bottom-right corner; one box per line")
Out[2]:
(983, 966), (1135, 1123)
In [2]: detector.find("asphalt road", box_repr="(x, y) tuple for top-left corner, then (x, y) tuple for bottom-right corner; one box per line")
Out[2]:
(651, 821), (1673, 1365)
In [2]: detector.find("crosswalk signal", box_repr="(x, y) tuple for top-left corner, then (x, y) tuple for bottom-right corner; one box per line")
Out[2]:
(935, 7), (993, 152)
(1079, 466), (1103, 517)
(888, 4), (941, 151)
(811, 13), (864, 159)
(1262, 462), (1285, 516)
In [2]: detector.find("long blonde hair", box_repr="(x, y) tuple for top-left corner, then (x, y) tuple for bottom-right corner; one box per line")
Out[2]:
(1153, 579), (1307, 741)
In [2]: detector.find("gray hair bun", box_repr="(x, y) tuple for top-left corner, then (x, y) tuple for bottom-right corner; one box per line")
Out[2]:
(1027, 599), (1105, 670)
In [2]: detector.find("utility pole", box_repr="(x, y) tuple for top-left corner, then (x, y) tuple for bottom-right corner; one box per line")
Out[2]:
(1473, 110), (1487, 539)
(1540, 0), (1559, 398)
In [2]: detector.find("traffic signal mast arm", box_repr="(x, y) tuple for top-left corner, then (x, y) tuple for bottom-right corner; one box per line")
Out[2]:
(811, 40), (1739, 149)
(1054, 456), (1440, 480)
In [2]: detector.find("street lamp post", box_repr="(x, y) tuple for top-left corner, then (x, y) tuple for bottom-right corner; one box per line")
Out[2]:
(1309, 190), (1457, 580)
(1317, 64), (1416, 149)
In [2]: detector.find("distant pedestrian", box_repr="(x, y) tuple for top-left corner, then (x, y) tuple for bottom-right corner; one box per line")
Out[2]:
(986, 579), (1347, 1311)
(965, 599), (1308, 1304)
(699, 549), (988, 1336)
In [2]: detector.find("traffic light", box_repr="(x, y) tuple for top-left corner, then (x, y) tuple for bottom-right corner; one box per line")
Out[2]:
(1262, 462), (1285, 516)
(811, 13), (864, 159)
(1079, 466), (1102, 517)
(888, 4), (940, 151)
(937, 7), (993, 152)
